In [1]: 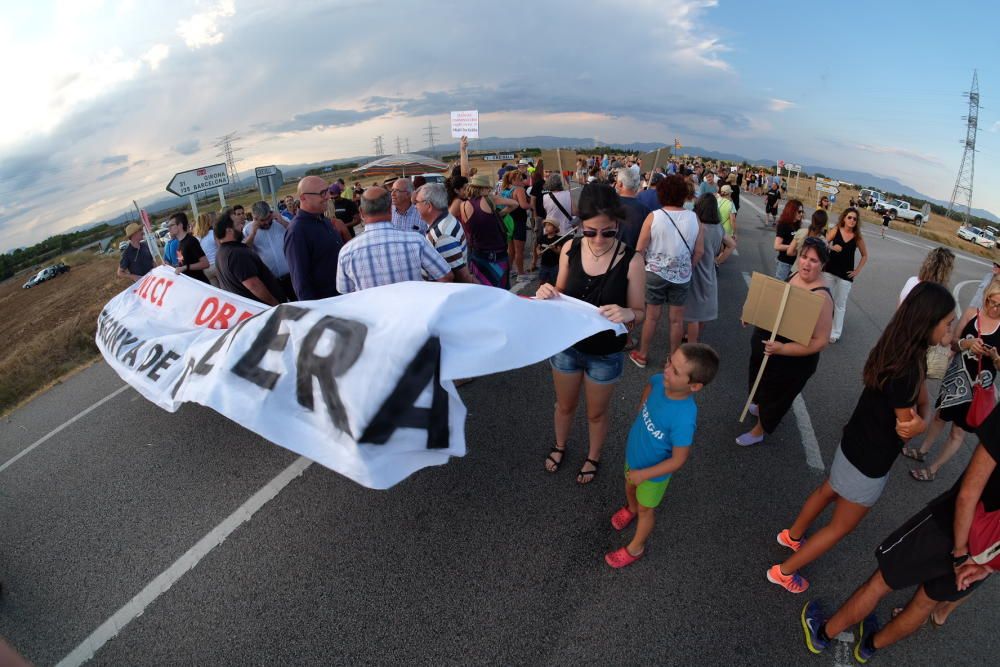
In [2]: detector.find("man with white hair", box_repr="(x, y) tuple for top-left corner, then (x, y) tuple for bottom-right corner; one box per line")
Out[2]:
(389, 178), (426, 234)
(615, 167), (649, 248)
(416, 183), (478, 284)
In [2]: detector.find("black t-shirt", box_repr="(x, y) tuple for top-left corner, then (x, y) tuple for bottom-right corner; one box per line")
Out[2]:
(619, 196), (648, 250)
(176, 234), (209, 283)
(840, 365), (922, 478)
(333, 196), (359, 225)
(216, 241), (285, 303)
(776, 223), (796, 265)
(766, 189), (781, 209)
(530, 180), (545, 218)
(538, 233), (567, 268)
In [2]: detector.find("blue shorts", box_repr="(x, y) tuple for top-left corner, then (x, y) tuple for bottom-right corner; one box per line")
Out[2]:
(550, 347), (624, 384)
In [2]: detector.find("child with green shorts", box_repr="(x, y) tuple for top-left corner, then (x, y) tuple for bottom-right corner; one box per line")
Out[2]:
(605, 342), (719, 568)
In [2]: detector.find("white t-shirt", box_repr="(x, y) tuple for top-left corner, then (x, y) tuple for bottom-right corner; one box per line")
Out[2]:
(543, 190), (574, 235)
(899, 276), (920, 305)
(645, 208), (699, 284)
(199, 232), (218, 265)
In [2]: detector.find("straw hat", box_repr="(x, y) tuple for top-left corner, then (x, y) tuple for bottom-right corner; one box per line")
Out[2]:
(468, 173), (494, 189)
(124, 222), (142, 239)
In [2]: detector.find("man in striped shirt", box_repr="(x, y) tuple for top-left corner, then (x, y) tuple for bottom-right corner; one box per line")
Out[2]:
(416, 183), (478, 284)
(336, 187), (452, 294)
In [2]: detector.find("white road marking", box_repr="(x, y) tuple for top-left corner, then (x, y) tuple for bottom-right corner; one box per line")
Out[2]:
(741, 271), (825, 471)
(0, 384), (131, 475)
(833, 631), (855, 667)
(55, 455), (313, 667)
(952, 279), (980, 310)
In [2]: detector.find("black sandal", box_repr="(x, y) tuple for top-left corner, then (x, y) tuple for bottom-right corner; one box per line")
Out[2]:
(545, 446), (566, 473)
(577, 458), (600, 485)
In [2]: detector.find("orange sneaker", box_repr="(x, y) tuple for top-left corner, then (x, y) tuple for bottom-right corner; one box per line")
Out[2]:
(767, 564), (809, 593)
(777, 529), (803, 552)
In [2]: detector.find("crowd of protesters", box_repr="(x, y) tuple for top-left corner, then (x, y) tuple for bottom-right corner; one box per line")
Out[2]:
(113, 143), (1000, 663)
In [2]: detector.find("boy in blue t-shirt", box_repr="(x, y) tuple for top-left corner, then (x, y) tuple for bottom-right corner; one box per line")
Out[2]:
(605, 343), (719, 568)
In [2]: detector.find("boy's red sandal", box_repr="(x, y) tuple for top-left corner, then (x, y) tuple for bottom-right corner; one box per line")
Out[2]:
(610, 506), (637, 531)
(605, 547), (644, 568)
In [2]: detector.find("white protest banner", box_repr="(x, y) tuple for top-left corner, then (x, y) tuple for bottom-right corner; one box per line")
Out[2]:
(450, 110), (479, 138)
(97, 268), (624, 489)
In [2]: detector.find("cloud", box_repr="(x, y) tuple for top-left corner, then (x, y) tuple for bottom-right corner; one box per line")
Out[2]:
(97, 166), (130, 181)
(259, 107), (391, 133)
(992, 121), (1000, 133)
(172, 139), (200, 155)
(142, 43), (169, 70)
(176, 0), (235, 49)
(849, 142), (946, 168)
(768, 98), (796, 112)
(101, 154), (129, 165)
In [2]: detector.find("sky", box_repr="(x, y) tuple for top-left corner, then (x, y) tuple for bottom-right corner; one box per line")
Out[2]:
(1, 0), (998, 252)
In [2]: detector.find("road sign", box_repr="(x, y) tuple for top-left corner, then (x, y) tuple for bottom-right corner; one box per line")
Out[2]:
(255, 165), (278, 178)
(816, 183), (840, 195)
(785, 163), (802, 172)
(166, 163), (229, 197)
(482, 154), (515, 161)
(829, 195), (837, 203)
(816, 177), (840, 187)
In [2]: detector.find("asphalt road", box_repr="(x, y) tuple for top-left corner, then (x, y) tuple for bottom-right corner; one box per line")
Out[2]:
(1, 191), (996, 666)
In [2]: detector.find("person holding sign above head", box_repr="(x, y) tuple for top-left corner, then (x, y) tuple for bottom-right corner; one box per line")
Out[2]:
(536, 183), (646, 485)
(737, 238), (834, 447)
(336, 187), (453, 294)
(766, 283), (955, 594)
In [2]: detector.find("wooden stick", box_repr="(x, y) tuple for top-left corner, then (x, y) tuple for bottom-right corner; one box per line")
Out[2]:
(740, 281), (792, 422)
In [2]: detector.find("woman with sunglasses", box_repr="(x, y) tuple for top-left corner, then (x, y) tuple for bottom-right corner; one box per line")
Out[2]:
(825, 207), (869, 343)
(774, 200), (805, 281)
(536, 183), (646, 485)
(737, 238), (834, 447)
(909, 277), (1000, 482)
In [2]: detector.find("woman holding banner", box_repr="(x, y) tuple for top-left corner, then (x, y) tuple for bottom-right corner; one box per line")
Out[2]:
(736, 239), (834, 447)
(537, 183), (646, 485)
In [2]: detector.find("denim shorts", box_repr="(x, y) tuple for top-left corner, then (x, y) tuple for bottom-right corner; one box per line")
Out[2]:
(645, 271), (689, 306)
(550, 346), (624, 384)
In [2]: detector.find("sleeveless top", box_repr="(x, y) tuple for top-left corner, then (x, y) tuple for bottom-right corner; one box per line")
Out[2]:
(939, 313), (1000, 411)
(465, 196), (507, 253)
(752, 277), (832, 351)
(501, 188), (528, 227)
(825, 229), (858, 281)
(563, 238), (635, 355)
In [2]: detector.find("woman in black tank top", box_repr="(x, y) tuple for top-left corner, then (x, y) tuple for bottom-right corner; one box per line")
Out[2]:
(824, 207), (869, 343)
(535, 184), (647, 484)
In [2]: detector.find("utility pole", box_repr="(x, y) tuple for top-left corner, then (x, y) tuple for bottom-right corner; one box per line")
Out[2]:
(396, 136), (402, 154)
(213, 132), (243, 191)
(946, 70), (979, 226)
(405, 138), (410, 153)
(423, 120), (438, 156)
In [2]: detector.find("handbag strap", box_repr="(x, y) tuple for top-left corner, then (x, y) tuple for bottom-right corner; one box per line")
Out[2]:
(975, 310), (984, 384)
(547, 191), (572, 221)
(662, 209), (693, 258)
(483, 196), (508, 237)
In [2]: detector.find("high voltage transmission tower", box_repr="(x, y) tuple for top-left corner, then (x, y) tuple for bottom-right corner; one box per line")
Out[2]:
(373, 135), (385, 156)
(405, 138), (410, 153)
(423, 120), (438, 156)
(213, 132), (243, 189)
(946, 70), (979, 226)
(396, 136), (402, 154)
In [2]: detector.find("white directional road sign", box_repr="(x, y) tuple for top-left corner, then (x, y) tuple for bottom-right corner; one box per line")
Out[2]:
(816, 177), (840, 187)
(816, 183), (840, 195)
(255, 165), (279, 178)
(166, 163), (229, 197)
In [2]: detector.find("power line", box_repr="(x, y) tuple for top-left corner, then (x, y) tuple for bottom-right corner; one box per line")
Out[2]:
(946, 70), (979, 226)
(213, 132), (243, 190)
(423, 120), (438, 156)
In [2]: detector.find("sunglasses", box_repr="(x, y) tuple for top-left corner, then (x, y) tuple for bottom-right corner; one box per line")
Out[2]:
(301, 190), (328, 197)
(581, 229), (618, 238)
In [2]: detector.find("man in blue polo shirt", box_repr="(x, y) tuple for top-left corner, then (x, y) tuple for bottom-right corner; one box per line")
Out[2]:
(283, 175), (343, 300)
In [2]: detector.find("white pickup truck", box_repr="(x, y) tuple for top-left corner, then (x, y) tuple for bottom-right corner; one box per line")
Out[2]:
(875, 199), (928, 224)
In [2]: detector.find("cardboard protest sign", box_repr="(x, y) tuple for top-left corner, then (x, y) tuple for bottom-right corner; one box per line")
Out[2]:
(741, 272), (824, 346)
(450, 110), (479, 138)
(97, 268), (625, 489)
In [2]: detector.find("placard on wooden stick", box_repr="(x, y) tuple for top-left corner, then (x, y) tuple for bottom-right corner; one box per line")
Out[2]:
(741, 272), (824, 346)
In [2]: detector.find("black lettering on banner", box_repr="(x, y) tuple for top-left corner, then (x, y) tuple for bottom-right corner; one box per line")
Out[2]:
(194, 315), (255, 376)
(359, 337), (448, 450)
(295, 316), (367, 436)
(116, 334), (139, 361)
(121, 341), (143, 368)
(111, 326), (132, 357)
(137, 344), (163, 372)
(147, 350), (180, 382)
(232, 304), (308, 389)
(171, 358), (195, 399)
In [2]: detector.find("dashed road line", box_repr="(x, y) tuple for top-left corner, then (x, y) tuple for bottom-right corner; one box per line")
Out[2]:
(55, 455), (314, 667)
(741, 271), (825, 471)
(0, 384), (131, 475)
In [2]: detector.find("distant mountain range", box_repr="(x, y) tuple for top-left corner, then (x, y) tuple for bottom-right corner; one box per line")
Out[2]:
(78, 135), (997, 234)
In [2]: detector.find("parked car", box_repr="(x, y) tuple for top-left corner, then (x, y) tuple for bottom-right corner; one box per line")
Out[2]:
(957, 226), (983, 243)
(857, 189), (886, 209)
(975, 227), (997, 249)
(412, 173), (445, 184)
(874, 199), (928, 224)
(22, 266), (57, 289)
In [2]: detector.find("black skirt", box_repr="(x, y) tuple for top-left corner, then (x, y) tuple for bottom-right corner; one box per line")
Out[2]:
(748, 327), (821, 434)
